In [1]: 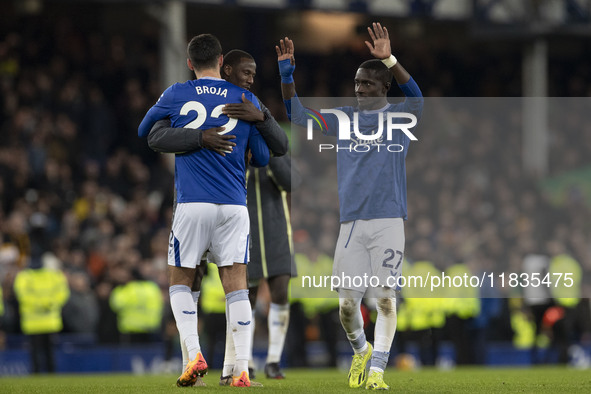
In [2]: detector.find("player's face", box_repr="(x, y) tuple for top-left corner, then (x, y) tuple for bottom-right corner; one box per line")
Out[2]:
(354, 68), (388, 110)
(226, 58), (257, 90)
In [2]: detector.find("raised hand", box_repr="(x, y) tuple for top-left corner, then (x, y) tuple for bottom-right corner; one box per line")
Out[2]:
(365, 22), (392, 60)
(222, 93), (264, 122)
(201, 127), (236, 156)
(275, 37), (295, 65)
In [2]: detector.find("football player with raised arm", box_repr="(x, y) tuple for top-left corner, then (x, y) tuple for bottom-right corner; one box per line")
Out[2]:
(276, 23), (423, 390)
(138, 34), (269, 388)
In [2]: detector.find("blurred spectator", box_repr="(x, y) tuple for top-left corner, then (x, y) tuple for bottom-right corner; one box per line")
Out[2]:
(510, 298), (536, 350)
(62, 270), (99, 333)
(13, 247), (70, 373)
(522, 253), (553, 363)
(95, 280), (118, 344)
(4, 212), (30, 268)
(547, 245), (584, 363)
(444, 262), (481, 365)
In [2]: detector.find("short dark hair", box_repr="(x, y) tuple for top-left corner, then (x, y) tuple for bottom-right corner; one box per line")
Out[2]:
(359, 59), (393, 87)
(187, 34), (222, 70)
(223, 49), (254, 69)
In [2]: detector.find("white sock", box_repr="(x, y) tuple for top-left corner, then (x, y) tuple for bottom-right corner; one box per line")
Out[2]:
(227, 289), (252, 376)
(222, 301), (235, 377)
(369, 350), (389, 373)
(374, 297), (396, 353)
(181, 338), (188, 370)
(369, 296), (396, 373)
(267, 303), (290, 364)
(249, 309), (256, 369)
(181, 291), (200, 370)
(192, 291), (201, 308)
(170, 285), (200, 361)
(338, 293), (367, 354)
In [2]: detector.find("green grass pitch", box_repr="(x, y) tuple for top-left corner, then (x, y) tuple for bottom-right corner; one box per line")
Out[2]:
(1, 367), (590, 393)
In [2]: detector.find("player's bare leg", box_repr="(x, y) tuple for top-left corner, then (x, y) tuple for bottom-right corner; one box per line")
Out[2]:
(169, 266), (208, 387)
(219, 263), (253, 387)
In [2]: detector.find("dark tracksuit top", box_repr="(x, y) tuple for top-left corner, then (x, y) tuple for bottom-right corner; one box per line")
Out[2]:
(247, 154), (300, 280)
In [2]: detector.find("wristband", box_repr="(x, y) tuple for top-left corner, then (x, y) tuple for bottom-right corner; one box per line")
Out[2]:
(281, 75), (294, 84)
(381, 54), (397, 69)
(278, 58), (295, 84)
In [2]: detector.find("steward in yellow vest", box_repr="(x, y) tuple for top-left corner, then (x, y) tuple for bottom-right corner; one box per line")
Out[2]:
(109, 270), (163, 342)
(13, 256), (70, 373)
(398, 260), (445, 366)
(549, 254), (582, 308)
(14, 266), (69, 335)
(547, 253), (583, 363)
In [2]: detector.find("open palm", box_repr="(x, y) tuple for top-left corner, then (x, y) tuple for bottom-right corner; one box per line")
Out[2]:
(365, 22), (391, 59)
(276, 37), (295, 65)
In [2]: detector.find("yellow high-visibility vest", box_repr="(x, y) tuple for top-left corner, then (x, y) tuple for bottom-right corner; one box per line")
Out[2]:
(549, 254), (582, 308)
(511, 310), (535, 349)
(444, 264), (480, 319)
(294, 253), (339, 318)
(397, 301), (409, 331)
(14, 268), (69, 334)
(403, 261), (446, 331)
(110, 280), (163, 334)
(200, 264), (227, 314)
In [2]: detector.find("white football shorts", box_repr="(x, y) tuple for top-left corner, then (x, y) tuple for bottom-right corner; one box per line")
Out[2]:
(332, 218), (404, 293)
(168, 202), (249, 268)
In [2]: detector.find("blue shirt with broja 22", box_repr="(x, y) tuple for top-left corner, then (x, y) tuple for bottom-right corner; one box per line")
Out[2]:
(138, 77), (269, 206)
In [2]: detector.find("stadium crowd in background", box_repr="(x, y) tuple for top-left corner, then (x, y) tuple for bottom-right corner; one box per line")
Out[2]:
(1, 7), (591, 372)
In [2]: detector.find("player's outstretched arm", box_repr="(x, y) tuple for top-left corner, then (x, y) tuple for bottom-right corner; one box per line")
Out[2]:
(276, 37), (304, 124)
(222, 94), (289, 157)
(366, 22), (423, 117)
(276, 37), (296, 100)
(275, 37), (333, 134)
(365, 22), (411, 85)
(148, 119), (236, 156)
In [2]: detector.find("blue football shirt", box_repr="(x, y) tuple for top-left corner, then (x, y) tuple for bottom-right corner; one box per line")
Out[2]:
(138, 77), (269, 205)
(287, 77), (423, 222)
